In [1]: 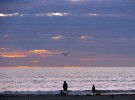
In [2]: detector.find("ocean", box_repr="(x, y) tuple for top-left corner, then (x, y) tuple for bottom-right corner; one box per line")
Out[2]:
(0, 67), (135, 95)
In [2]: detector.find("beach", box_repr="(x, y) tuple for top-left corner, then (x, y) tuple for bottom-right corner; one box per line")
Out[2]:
(1, 0), (135, 99)
(1, 67), (135, 99)
(0, 94), (135, 100)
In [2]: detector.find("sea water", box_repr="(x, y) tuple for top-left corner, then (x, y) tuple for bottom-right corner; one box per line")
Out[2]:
(0, 67), (135, 95)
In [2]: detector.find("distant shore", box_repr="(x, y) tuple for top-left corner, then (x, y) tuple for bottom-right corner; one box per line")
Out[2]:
(0, 94), (135, 100)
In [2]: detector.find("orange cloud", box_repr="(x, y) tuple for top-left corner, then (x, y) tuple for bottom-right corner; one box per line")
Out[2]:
(32, 60), (39, 63)
(0, 49), (59, 58)
(63, 66), (80, 68)
(29, 50), (48, 54)
(0, 66), (81, 68)
(0, 52), (27, 58)
(28, 49), (59, 55)
(14, 66), (40, 68)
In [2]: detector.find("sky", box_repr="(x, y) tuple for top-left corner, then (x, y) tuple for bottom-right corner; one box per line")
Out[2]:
(0, 0), (135, 67)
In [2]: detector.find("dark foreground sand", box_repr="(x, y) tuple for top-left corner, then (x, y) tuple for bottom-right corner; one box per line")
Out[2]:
(0, 94), (135, 100)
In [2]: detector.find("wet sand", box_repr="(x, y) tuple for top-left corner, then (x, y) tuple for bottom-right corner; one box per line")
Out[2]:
(0, 94), (135, 100)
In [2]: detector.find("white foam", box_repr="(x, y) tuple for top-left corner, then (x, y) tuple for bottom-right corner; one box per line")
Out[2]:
(1, 90), (135, 95)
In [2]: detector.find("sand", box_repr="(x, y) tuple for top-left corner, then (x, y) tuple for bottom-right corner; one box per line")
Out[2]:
(0, 94), (135, 100)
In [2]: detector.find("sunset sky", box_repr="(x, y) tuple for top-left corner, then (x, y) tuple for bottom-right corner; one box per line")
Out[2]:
(0, 0), (135, 67)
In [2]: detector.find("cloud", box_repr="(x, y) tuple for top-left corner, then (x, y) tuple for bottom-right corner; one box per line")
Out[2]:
(29, 50), (59, 55)
(80, 36), (89, 39)
(42, 13), (124, 18)
(80, 36), (96, 42)
(14, 66), (40, 68)
(46, 13), (69, 17)
(32, 60), (39, 63)
(70, 0), (81, 2)
(0, 13), (23, 17)
(0, 49), (59, 58)
(0, 52), (28, 58)
(0, 48), (8, 50)
(29, 50), (48, 54)
(0, 12), (126, 18)
(4, 34), (9, 38)
(80, 36), (93, 39)
(88, 13), (126, 17)
(63, 66), (80, 68)
(2, 12), (69, 17)
(68, 0), (86, 2)
(51, 35), (65, 40)
(0, 66), (80, 68)
(88, 13), (98, 16)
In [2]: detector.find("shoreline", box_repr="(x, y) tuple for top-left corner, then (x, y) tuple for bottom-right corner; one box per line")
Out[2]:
(1, 89), (135, 95)
(0, 94), (135, 100)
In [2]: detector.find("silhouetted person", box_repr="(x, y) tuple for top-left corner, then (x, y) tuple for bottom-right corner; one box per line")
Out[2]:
(60, 90), (66, 95)
(63, 81), (68, 94)
(92, 84), (95, 94)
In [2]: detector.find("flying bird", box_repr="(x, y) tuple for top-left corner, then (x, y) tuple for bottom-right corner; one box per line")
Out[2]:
(61, 51), (70, 56)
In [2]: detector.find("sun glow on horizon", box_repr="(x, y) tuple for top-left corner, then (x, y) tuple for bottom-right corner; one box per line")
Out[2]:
(32, 60), (39, 63)
(0, 66), (81, 68)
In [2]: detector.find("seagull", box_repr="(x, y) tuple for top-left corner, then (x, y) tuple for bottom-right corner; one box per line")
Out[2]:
(61, 51), (70, 56)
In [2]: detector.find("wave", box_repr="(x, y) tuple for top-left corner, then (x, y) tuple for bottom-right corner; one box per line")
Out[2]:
(0, 90), (135, 95)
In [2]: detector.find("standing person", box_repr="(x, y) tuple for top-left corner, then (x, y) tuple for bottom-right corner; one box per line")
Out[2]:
(92, 84), (95, 94)
(63, 81), (68, 95)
